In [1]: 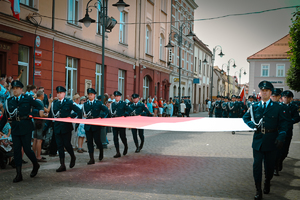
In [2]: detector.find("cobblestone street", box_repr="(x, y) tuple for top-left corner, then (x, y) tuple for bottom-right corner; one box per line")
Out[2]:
(1, 112), (299, 200)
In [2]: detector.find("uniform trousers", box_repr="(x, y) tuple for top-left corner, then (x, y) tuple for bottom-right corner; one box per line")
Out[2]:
(131, 129), (144, 145)
(174, 106), (178, 116)
(12, 133), (37, 167)
(113, 127), (127, 149)
(279, 134), (292, 161)
(49, 130), (58, 155)
(253, 149), (276, 182)
(55, 132), (74, 159)
(185, 108), (190, 117)
(85, 130), (102, 154)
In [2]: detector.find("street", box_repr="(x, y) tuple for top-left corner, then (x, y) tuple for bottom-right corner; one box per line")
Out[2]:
(0, 112), (299, 200)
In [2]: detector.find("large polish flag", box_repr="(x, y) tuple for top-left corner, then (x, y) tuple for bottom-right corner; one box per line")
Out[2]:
(36, 116), (254, 133)
(239, 87), (246, 104)
(9, 0), (20, 20)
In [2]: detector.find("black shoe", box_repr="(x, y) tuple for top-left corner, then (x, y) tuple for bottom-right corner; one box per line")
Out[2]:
(56, 164), (66, 172)
(13, 166), (23, 183)
(263, 180), (270, 194)
(113, 153), (121, 158)
(274, 169), (279, 176)
(254, 190), (262, 200)
(22, 159), (28, 164)
(30, 162), (40, 178)
(139, 141), (144, 150)
(87, 159), (95, 165)
(123, 146), (128, 156)
(135, 147), (140, 153)
(99, 151), (103, 161)
(70, 156), (76, 168)
(278, 161), (283, 171)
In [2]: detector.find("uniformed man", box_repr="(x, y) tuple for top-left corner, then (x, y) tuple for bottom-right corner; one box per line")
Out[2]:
(228, 95), (239, 118)
(129, 93), (150, 153)
(0, 80), (44, 183)
(270, 88), (282, 102)
(43, 86), (82, 172)
(110, 91), (133, 158)
(83, 88), (109, 165)
(222, 96), (229, 118)
(185, 96), (192, 117)
(276, 90), (300, 174)
(246, 95), (254, 109)
(243, 80), (288, 200)
(174, 96), (179, 116)
(211, 95), (223, 118)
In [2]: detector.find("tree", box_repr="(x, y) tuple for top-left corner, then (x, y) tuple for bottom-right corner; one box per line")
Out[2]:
(287, 8), (300, 92)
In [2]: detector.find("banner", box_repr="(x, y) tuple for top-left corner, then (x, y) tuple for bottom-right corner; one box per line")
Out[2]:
(34, 116), (254, 133)
(9, 0), (20, 20)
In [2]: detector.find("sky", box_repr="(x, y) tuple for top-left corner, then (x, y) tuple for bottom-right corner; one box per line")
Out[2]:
(193, 0), (299, 84)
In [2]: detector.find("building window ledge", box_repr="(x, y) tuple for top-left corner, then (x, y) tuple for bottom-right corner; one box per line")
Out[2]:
(159, 59), (166, 63)
(161, 10), (167, 15)
(147, 0), (154, 5)
(66, 22), (82, 30)
(20, 3), (38, 12)
(145, 53), (154, 57)
(119, 42), (128, 47)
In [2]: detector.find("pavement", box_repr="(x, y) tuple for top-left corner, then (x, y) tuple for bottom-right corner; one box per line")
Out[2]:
(0, 112), (299, 200)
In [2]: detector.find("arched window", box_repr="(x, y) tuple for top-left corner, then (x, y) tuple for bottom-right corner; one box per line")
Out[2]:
(159, 34), (165, 60)
(182, 87), (185, 97)
(143, 76), (150, 99)
(145, 26), (151, 54)
(173, 85), (177, 97)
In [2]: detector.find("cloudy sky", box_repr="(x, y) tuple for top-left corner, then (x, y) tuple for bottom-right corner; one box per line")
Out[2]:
(193, 0), (299, 84)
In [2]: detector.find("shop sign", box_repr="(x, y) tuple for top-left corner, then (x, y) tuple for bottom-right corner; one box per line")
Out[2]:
(193, 78), (200, 84)
(0, 43), (11, 51)
(173, 78), (186, 85)
(35, 60), (42, 67)
(35, 50), (42, 57)
(34, 71), (41, 76)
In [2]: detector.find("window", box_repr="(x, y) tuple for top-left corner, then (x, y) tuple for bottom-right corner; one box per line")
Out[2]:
(189, 54), (191, 71)
(119, 11), (127, 44)
(175, 9), (179, 29)
(159, 34), (165, 60)
(182, 87), (185, 96)
(161, 0), (167, 12)
(20, 0), (34, 7)
(261, 64), (270, 77)
(68, 0), (79, 25)
(143, 76), (150, 99)
(95, 64), (102, 95)
(65, 57), (78, 98)
(186, 52), (189, 70)
(276, 64), (285, 77)
(18, 45), (30, 90)
(145, 26), (151, 54)
(194, 57), (197, 72)
(118, 70), (125, 100)
(173, 85), (176, 97)
(199, 60), (202, 74)
(203, 63), (206, 75)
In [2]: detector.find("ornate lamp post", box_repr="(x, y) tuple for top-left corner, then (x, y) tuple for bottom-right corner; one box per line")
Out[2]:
(79, 0), (129, 99)
(165, 22), (195, 117)
(225, 58), (236, 97)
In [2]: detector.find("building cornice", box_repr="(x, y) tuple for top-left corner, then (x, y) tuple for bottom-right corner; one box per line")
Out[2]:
(247, 58), (289, 62)
(139, 59), (172, 74)
(185, 0), (198, 9)
(0, 12), (137, 65)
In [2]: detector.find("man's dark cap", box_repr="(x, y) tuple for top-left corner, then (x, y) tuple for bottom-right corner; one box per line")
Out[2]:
(187, 96), (190, 98)
(217, 95), (221, 98)
(272, 88), (282, 96)
(87, 88), (97, 94)
(258, 80), (273, 90)
(11, 80), (24, 88)
(132, 93), (139, 98)
(281, 90), (294, 98)
(97, 95), (102, 100)
(231, 95), (237, 98)
(248, 95), (254, 99)
(113, 91), (122, 96)
(224, 96), (228, 99)
(56, 86), (66, 93)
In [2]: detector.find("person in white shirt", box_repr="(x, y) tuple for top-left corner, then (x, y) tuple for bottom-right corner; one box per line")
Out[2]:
(180, 100), (186, 117)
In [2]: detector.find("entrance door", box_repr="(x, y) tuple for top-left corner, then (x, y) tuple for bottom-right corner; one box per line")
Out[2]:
(18, 63), (29, 91)
(0, 52), (6, 76)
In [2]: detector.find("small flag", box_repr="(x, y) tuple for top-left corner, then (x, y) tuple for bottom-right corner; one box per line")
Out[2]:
(239, 87), (246, 104)
(9, 0), (20, 20)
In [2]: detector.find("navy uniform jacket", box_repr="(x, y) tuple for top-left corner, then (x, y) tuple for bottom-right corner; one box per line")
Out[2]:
(243, 100), (289, 151)
(285, 103), (300, 136)
(110, 100), (133, 117)
(129, 102), (150, 116)
(83, 100), (109, 132)
(246, 101), (254, 109)
(222, 102), (229, 117)
(44, 98), (82, 134)
(186, 99), (192, 109)
(212, 100), (223, 115)
(0, 94), (43, 136)
(175, 99), (180, 107)
(228, 101), (239, 118)
(238, 101), (247, 117)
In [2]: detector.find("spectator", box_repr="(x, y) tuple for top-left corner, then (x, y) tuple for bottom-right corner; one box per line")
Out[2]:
(164, 101), (172, 117)
(0, 77), (11, 113)
(0, 122), (13, 167)
(125, 95), (130, 103)
(158, 98), (163, 117)
(180, 100), (186, 117)
(77, 96), (87, 153)
(162, 100), (167, 117)
(147, 98), (154, 116)
(207, 99), (212, 112)
(153, 97), (159, 117)
(169, 98), (174, 117)
(110, 94), (115, 102)
(25, 85), (37, 97)
(32, 90), (48, 162)
(39, 87), (49, 108)
(71, 94), (81, 150)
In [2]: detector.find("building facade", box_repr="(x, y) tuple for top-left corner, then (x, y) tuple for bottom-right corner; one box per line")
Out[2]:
(247, 34), (300, 99)
(168, 0), (198, 103)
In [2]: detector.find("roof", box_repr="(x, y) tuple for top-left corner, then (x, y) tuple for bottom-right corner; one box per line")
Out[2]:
(193, 35), (213, 56)
(247, 34), (290, 60)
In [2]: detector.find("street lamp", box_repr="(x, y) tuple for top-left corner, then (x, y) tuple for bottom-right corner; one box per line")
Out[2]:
(165, 22), (195, 117)
(206, 45), (224, 101)
(79, 0), (129, 99)
(225, 58), (236, 97)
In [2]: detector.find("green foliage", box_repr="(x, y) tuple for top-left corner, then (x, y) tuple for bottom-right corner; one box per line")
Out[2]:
(287, 8), (300, 92)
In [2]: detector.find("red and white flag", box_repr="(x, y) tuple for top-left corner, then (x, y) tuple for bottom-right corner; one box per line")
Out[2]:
(35, 116), (254, 133)
(9, 0), (20, 20)
(239, 87), (246, 104)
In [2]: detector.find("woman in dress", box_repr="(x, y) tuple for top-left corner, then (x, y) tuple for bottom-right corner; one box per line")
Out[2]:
(77, 96), (87, 153)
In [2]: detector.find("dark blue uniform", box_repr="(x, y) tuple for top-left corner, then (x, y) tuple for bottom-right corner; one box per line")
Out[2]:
(228, 101), (239, 118)
(185, 99), (192, 117)
(0, 94), (43, 182)
(83, 99), (109, 163)
(110, 100), (133, 157)
(221, 101), (229, 118)
(130, 102), (150, 152)
(174, 98), (179, 115)
(211, 100), (223, 118)
(238, 101), (247, 118)
(43, 98), (82, 171)
(243, 100), (288, 197)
